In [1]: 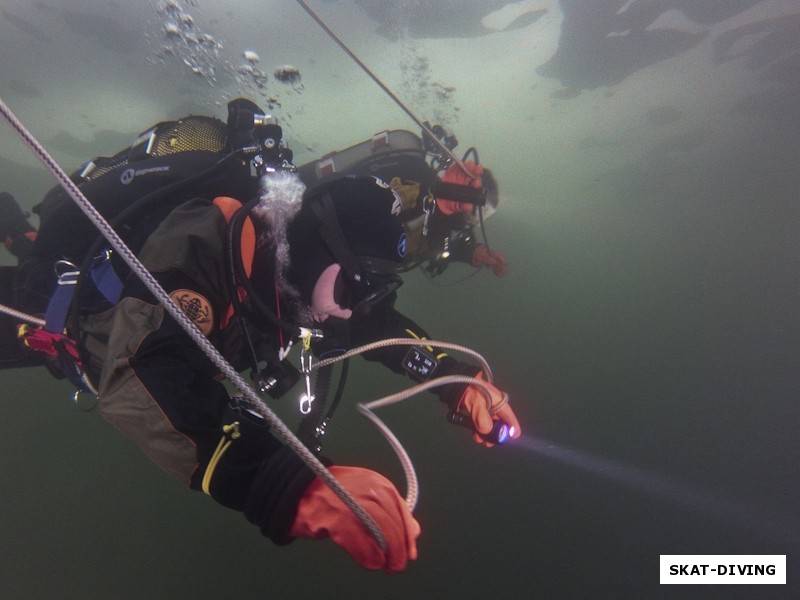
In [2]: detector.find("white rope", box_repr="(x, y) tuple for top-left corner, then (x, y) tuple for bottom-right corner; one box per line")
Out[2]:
(311, 339), (498, 511)
(314, 337), (493, 380)
(358, 374), (498, 511)
(0, 303), (45, 327)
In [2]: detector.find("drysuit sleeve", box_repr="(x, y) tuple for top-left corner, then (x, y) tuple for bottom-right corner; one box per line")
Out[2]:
(85, 199), (318, 544)
(347, 297), (479, 411)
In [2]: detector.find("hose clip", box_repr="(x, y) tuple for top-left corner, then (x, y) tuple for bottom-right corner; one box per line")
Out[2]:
(299, 340), (315, 415)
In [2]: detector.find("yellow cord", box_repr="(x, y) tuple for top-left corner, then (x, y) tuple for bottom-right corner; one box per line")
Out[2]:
(202, 421), (240, 496)
(404, 329), (448, 360)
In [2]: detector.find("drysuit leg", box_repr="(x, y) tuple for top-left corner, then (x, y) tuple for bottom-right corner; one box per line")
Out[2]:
(1, 192), (45, 368)
(1, 191), (37, 260)
(0, 266), (43, 368)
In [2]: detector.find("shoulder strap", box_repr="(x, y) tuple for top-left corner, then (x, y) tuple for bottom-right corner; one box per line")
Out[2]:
(213, 196), (256, 278)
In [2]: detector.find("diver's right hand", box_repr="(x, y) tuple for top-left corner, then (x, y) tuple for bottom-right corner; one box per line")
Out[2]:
(290, 465), (421, 572)
(457, 372), (522, 447)
(435, 160), (483, 215)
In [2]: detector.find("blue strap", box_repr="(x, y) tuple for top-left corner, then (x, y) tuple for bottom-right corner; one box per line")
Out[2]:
(90, 255), (123, 304)
(43, 253), (123, 333)
(44, 264), (79, 333)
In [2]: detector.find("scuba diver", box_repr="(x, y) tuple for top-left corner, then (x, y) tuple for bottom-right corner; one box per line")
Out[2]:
(0, 99), (521, 572)
(297, 124), (509, 279)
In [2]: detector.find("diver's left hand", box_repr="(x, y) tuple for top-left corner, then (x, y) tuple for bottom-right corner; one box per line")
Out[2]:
(290, 466), (420, 572)
(458, 372), (522, 447)
(472, 244), (509, 277)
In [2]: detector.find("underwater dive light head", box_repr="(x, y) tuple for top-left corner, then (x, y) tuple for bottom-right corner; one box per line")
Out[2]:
(447, 410), (513, 445)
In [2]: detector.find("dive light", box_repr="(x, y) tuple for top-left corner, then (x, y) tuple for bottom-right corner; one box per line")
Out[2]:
(447, 410), (513, 445)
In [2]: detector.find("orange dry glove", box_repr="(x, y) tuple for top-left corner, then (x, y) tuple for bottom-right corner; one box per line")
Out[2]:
(436, 160), (484, 216)
(457, 372), (522, 447)
(289, 466), (421, 572)
(472, 244), (509, 277)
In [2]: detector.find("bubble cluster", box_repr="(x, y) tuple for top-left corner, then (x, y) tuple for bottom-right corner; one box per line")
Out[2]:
(151, 0), (224, 83)
(147, 0), (303, 112)
(273, 65), (303, 90)
(234, 48), (271, 95)
(399, 43), (459, 130)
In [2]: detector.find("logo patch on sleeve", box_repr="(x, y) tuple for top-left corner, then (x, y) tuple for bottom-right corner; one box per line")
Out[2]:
(169, 290), (214, 336)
